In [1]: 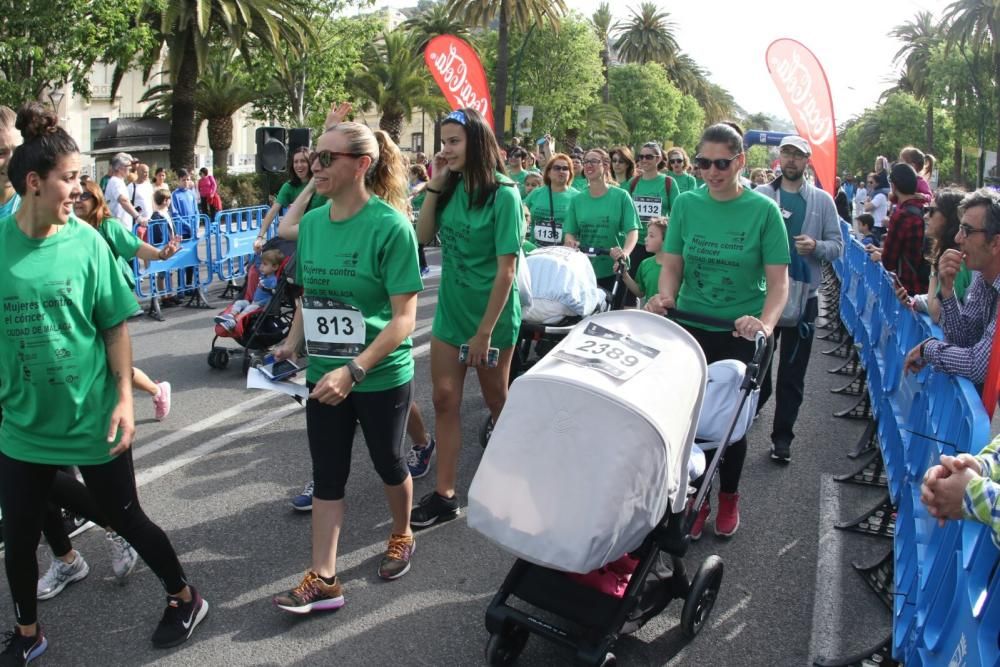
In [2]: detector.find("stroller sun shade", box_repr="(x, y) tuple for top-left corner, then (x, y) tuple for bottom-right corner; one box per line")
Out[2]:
(468, 310), (708, 574)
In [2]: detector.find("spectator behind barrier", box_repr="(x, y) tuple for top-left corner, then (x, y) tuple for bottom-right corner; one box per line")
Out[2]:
(920, 434), (1000, 547)
(856, 214), (877, 247)
(872, 163), (929, 297)
(904, 188), (1000, 385)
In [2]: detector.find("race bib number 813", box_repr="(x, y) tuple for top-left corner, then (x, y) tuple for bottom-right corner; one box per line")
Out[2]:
(302, 296), (367, 358)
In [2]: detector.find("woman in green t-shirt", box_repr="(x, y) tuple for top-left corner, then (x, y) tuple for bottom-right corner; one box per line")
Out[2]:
(254, 146), (327, 253)
(563, 148), (640, 292)
(647, 123), (790, 542)
(74, 179), (180, 418)
(412, 107), (524, 529)
(666, 147), (698, 194)
(270, 122), (424, 613)
(522, 152), (579, 248)
(626, 141), (678, 304)
(0, 102), (207, 658)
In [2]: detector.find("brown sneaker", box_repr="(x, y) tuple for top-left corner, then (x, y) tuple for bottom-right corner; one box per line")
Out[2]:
(273, 571), (345, 614)
(377, 533), (415, 580)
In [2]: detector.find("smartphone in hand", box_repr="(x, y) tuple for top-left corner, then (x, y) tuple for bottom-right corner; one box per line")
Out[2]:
(459, 345), (500, 367)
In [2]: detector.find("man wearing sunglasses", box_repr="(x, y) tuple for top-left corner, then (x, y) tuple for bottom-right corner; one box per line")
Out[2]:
(753, 135), (843, 463)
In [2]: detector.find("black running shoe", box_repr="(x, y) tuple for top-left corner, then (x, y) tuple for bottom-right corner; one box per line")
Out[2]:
(151, 585), (209, 648)
(770, 439), (791, 463)
(0, 627), (47, 665)
(409, 491), (459, 529)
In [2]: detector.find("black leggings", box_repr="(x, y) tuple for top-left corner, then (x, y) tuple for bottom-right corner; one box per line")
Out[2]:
(682, 325), (757, 494)
(0, 450), (188, 625)
(306, 381), (413, 501)
(418, 244), (428, 271)
(41, 470), (112, 558)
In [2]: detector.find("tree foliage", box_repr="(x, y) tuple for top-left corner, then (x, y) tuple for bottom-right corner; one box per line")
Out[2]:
(608, 63), (684, 148)
(0, 0), (156, 104)
(612, 2), (678, 66)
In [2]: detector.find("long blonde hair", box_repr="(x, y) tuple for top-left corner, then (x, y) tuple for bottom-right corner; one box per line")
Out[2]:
(328, 122), (408, 215)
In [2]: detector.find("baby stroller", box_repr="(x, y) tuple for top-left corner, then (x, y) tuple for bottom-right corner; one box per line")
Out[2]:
(468, 309), (770, 666)
(478, 246), (629, 447)
(207, 241), (300, 375)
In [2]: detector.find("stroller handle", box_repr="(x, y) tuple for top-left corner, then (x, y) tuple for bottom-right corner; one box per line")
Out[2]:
(664, 309), (772, 388)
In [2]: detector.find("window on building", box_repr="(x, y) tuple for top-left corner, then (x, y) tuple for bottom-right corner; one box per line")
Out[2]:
(90, 118), (109, 151)
(412, 133), (424, 153)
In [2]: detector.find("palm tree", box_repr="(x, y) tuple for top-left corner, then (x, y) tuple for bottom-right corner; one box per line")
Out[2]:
(403, 3), (471, 51)
(577, 102), (628, 147)
(446, 0), (567, 138)
(349, 31), (448, 144)
(612, 3), (679, 66)
(589, 2), (614, 104)
(891, 11), (942, 152)
(701, 83), (738, 125)
(154, 0), (311, 170)
(944, 0), (1000, 162)
(744, 112), (772, 132)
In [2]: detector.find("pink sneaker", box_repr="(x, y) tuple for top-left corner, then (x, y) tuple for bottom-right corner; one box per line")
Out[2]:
(688, 497), (711, 541)
(715, 492), (740, 537)
(153, 381), (172, 421)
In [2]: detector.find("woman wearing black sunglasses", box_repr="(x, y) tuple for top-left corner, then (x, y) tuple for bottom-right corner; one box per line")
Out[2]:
(523, 152), (580, 248)
(646, 123), (790, 540)
(666, 147), (697, 193)
(609, 146), (635, 186)
(626, 142), (678, 303)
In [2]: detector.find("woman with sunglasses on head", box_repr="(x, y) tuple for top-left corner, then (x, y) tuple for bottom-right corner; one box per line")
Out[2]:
(626, 142), (678, 304)
(0, 103), (209, 662)
(523, 152), (580, 248)
(411, 107), (524, 528)
(270, 120), (424, 613)
(609, 146), (636, 186)
(646, 123), (790, 539)
(665, 147), (697, 194)
(563, 148), (640, 293)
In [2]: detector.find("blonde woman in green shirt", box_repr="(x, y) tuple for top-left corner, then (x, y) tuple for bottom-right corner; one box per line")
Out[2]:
(412, 107), (524, 528)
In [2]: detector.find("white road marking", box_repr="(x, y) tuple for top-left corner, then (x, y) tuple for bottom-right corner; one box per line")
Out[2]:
(808, 475), (844, 664)
(777, 538), (801, 557)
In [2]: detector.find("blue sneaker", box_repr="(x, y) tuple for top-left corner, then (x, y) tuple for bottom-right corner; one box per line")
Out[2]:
(420, 266), (431, 277)
(291, 480), (314, 512)
(406, 439), (436, 479)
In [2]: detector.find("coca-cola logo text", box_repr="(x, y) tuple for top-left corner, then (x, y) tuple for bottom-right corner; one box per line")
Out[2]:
(427, 42), (490, 118)
(769, 48), (833, 146)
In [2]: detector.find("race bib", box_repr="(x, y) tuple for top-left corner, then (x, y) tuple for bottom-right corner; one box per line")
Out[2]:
(634, 196), (662, 220)
(553, 321), (660, 381)
(533, 219), (563, 244)
(302, 296), (366, 358)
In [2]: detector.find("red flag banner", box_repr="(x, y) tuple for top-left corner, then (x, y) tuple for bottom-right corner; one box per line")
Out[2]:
(766, 39), (837, 197)
(424, 35), (493, 129)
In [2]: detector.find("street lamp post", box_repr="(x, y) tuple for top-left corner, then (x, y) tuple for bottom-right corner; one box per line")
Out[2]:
(47, 89), (65, 117)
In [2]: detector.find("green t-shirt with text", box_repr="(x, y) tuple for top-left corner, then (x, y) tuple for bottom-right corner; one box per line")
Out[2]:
(296, 197), (424, 391)
(524, 186), (579, 247)
(0, 215), (138, 465)
(276, 181), (327, 212)
(664, 188), (790, 330)
(433, 176), (524, 348)
(628, 174), (678, 243)
(564, 186), (641, 279)
(671, 172), (698, 194)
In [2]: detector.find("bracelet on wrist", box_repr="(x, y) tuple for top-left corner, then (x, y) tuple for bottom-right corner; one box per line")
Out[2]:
(425, 186), (442, 195)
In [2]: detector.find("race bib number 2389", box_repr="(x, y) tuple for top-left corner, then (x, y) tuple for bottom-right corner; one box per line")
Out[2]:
(553, 321), (660, 380)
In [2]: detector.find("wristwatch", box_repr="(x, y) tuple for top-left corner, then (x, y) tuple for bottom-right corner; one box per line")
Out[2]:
(346, 360), (367, 384)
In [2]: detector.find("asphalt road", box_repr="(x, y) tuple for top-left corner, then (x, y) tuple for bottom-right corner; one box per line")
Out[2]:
(0, 249), (892, 666)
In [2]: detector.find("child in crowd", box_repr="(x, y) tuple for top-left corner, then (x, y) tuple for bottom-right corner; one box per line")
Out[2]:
(214, 248), (284, 330)
(856, 213), (878, 247)
(622, 216), (667, 306)
(523, 172), (543, 197)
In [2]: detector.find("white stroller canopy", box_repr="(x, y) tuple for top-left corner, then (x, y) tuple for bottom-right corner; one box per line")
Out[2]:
(468, 310), (708, 574)
(523, 246), (606, 321)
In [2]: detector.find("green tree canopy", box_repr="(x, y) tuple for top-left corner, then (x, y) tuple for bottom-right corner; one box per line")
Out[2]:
(608, 63), (683, 148)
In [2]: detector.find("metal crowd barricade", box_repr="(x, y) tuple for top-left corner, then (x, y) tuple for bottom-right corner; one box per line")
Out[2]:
(132, 214), (212, 319)
(835, 231), (999, 666)
(207, 206), (270, 293)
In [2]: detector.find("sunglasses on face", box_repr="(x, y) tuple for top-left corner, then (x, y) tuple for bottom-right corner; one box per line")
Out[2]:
(611, 157), (624, 163)
(693, 155), (740, 171)
(638, 153), (658, 161)
(550, 165), (571, 172)
(668, 158), (684, 165)
(583, 159), (604, 166)
(77, 192), (94, 202)
(310, 150), (364, 168)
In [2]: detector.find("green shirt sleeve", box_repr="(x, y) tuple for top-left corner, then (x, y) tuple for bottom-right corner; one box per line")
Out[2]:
(101, 219), (143, 261)
(564, 197), (579, 237)
(92, 235), (140, 330)
(493, 184), (524, 257)
(276, 182), (300, 208)
(666, 175), (678, 214)
(664, 195), (686, 255)
(620, 190), (640, 234)
(381, 216), (425, 296)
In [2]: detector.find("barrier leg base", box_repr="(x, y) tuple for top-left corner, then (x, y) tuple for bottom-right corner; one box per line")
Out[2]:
(146, 297), (165, 322)
(822, 337), (854, 359)
(184, 288), (213, 310)
(852, 545), (893, 610)
(828, 349), (860, 376)
(831, 369), (866, 396)
(834, 492), (895, 539)
(847, 420), (878, 460)
(813, 634), (897, 667)
(817, 325), (846, 343)
(218, 279), (243, 301)
(834, 393), (871, 420)
(835, 450), (887, 488)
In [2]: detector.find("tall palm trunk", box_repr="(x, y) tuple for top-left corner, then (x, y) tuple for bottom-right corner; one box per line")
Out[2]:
(994, 47), (1000, 164)
(954, 92), (964, 184)
(208, 115), (233, 176)
(169, 29), (199, 171)
(600, 47), (610, 104)
(493, 0), (510, 140)
(925, 101), (934, 155)
(380, 113), (403, 145)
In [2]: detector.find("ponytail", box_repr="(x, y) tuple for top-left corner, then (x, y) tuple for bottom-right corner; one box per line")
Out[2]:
(369, 130), (408, 215)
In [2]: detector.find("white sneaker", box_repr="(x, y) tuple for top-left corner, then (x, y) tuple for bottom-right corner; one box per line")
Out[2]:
(106, 532), (138, 582)
(37, 551), (90, 600)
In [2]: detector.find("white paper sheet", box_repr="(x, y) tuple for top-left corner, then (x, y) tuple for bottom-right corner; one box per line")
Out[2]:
(246, 366), (310, 400)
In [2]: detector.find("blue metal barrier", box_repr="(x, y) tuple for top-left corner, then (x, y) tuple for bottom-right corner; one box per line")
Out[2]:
(207, 206), (270, 283)
(132, 214), (211, 300)
(839, 239), (999, 665)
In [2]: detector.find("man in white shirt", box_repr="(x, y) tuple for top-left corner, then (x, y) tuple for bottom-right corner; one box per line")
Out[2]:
(864, 171), (890, 240)
(853, 182), (867, 219)
(103, 152), (146, 228)
(130, 163), (155, 227)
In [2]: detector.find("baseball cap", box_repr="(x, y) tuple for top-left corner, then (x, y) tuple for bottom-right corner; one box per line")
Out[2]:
(778, 136), (811, 156)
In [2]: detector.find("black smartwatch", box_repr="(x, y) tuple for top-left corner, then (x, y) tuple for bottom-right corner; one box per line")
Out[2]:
(346, 360), (366, 384)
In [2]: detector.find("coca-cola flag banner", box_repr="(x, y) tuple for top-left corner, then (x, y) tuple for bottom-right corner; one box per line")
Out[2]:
(424, 35), (493, 129)
(766, 39), (837, 197)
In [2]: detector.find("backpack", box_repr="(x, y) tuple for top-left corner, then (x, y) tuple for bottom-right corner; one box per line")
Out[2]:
(628, 174), (672, 198)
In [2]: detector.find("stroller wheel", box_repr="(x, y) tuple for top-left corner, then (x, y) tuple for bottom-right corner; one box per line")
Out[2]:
(485, 626), (529, 665)
(598, 653), (617, 667)
(207, 348), (230, 370)
(681, 554), (724, 639)
(479, 414), (494, 449)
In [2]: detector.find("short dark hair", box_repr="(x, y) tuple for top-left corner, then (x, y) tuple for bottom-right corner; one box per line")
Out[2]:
(7, 103), (79, 196)
(855, 213), (874, 230)
(261, 248), (285, 266)
(176, 168), (190, 179)
(889, 162), (918, 196)
(959, 188), (1000, 238)
(153, 190), (171, 207)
